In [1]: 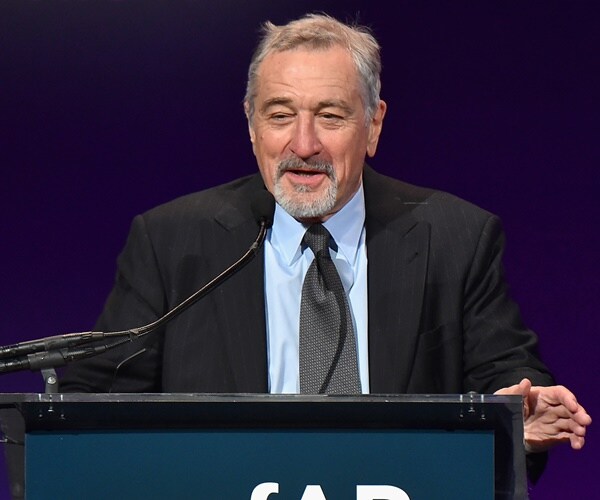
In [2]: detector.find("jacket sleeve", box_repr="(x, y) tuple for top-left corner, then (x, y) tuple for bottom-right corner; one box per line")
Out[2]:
(461, 214), (554, 392)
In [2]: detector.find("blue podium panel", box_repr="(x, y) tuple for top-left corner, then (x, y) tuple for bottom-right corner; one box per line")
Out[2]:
(26, 429), (493, 500)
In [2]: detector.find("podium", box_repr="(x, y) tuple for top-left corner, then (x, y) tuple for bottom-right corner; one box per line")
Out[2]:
(1, 393), (526, 499)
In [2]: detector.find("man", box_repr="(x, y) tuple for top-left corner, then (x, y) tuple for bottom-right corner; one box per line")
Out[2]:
(60, 13), (590, 468)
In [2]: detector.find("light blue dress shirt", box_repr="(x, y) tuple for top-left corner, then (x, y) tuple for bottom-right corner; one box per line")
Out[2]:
(264, 183), (369, 394)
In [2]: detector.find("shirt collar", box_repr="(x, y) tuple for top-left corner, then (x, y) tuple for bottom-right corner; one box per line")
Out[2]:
(322, 182), (365, 266)
(269, 181), (366, 267)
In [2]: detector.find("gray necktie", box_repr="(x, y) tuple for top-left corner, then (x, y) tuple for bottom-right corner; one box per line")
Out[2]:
(299, 224), (361, 394)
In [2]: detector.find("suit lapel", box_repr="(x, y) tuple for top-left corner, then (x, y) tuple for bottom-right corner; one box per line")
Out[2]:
(364, 167), (431, 394)
(212, 175), (269, 392)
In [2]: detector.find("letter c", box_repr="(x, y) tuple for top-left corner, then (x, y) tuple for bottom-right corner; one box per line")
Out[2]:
(251, 482), (279, 500)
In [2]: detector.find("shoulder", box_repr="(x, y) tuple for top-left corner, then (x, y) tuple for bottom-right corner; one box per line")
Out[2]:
(363, 166), (506, 267)
(146, 173), (261, 216)
(116, 173), (266, 255)
(116, 173), (267, 276)
(137, 173), (265, 228)
(363, 166), (496, 226)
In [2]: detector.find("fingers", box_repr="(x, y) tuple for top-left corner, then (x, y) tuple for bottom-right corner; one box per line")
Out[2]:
(573, 402), (592, 426)
(518, 378), (532, 395)
(562, 416), (588, 450)
(524, 419), (586, 452)
(546, 385), (578, 411)
(532, 385), (582, 413)
(570, 433), (586, 450)
(523, 396), (591, 452)
(494, 378), (532, 396)
(532, 386), (592, 425)
(528, 411), (584, 434)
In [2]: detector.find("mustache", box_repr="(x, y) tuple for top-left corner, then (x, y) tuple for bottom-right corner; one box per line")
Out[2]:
(276, 157), (334, 178)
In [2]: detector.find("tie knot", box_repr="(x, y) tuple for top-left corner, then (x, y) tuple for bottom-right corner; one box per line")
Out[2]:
(303, 224), (332, 256)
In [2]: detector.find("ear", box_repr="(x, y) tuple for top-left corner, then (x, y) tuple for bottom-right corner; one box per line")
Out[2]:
(366, 100), (387, 158)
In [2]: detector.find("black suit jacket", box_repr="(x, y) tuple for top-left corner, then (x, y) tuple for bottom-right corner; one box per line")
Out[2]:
(60, 166), (554, 393)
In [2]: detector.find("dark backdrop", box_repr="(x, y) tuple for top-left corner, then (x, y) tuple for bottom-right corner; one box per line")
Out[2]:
(1, 1), (598, 498)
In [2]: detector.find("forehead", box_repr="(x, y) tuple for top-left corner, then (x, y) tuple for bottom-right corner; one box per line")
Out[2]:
(255, 46), (361, 103)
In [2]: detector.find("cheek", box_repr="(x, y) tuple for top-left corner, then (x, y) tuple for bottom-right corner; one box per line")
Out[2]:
(256, 158), (280, 189)
(334, 155), (365, 192)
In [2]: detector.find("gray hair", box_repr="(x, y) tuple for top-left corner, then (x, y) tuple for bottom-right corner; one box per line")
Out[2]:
(244, 13), (382, 125)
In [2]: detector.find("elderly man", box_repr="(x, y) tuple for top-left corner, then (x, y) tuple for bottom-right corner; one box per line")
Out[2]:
(60, 13), (590, 476)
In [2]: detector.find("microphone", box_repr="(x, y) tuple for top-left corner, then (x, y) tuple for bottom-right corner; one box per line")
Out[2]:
(0, 332), (107, 360)
(0, 190), (276, 374)
(251, 188), (276, 229)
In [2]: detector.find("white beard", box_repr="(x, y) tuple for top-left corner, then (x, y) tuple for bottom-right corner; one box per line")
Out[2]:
(272, 158), (337, 220)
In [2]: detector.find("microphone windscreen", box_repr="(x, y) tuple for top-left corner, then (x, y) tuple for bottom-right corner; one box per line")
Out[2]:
(251, 190), (276, 228)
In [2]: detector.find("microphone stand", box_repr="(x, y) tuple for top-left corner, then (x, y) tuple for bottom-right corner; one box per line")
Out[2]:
(42, 369), (58, 394)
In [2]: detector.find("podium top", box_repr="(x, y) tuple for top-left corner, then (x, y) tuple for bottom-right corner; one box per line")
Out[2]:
(0, 392), (522, 431)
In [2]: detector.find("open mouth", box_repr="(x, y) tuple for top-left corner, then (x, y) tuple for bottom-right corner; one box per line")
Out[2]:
(286, 168), (326, 177)
(280, 168), (329, 190)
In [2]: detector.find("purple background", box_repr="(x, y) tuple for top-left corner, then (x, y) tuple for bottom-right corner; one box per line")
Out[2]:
(1, 1), (598, 498)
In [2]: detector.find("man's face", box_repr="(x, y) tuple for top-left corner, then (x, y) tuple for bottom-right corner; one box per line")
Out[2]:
(246, 46), (386, 222)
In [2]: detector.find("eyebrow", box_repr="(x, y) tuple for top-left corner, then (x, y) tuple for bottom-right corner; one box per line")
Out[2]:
(316, 99), (353, 115)
(259, 97), (354, 115)
(260, 97), (293, 114)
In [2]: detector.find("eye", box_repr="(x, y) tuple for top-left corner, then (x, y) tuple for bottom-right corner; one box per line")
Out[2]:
(268, 112), (294, 123)
(320, 113), (343, 120)
(318, 112), (346, 127)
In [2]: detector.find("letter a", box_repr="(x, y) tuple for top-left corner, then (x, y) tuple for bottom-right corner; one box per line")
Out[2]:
(300, 485), (328, 500)
(251, 482), (279, 500)
(356, 485), (410, 500)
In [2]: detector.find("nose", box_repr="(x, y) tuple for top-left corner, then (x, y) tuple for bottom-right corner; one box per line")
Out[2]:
(288, 115), (322, 160)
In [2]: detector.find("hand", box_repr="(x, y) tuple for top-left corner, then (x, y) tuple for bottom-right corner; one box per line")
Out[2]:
(495, 378), (592, 453)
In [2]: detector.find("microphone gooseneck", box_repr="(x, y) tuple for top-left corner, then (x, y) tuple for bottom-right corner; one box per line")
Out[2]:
(0, 190), (276, 374)
(121, 189), (275, 339)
